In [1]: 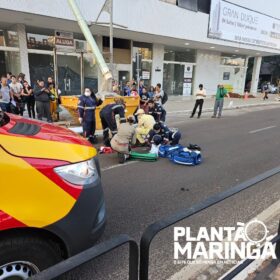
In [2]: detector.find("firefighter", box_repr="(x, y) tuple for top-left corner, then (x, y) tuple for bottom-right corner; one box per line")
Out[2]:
(146, 122), (181, 146)
(100, 98), (126, 146)
(135, 108), (155, 145)
(111, 115), (136, 163)
(78, 88), (103, 144)
(147, 99), (166, 122)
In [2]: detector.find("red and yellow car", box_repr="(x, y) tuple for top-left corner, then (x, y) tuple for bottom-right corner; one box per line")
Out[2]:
(0, 110), (106, 278)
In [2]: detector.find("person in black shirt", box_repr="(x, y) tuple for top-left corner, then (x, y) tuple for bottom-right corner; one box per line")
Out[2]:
(34, 79), (52, 122)
(139, 87), (150, 112)
(147, 99), (166, 122)
(100, 98), (126, 146)
(146, 122), (181, 146)
(22, 80), (35, 118)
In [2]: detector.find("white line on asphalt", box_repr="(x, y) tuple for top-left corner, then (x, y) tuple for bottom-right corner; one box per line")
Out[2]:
(249, 125), (276, 134)
(101, 161), (136, 172)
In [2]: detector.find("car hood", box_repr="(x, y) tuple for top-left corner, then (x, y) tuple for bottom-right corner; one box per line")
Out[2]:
(0, 114), (96, 163)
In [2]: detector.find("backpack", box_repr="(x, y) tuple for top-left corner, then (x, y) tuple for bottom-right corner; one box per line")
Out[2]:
(162, 91), (168, 105)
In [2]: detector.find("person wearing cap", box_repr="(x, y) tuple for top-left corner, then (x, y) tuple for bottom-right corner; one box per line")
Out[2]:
(99, 98), (126, 146)
(111, 115), (136, 163)
(146, 122), (181, 146)
(135, 108), (155, 145)
(190, 84), (206, 119)
(147, 99), (166, 122)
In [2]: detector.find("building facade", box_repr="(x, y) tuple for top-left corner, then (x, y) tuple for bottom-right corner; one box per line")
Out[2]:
(0, 0), (279, 97)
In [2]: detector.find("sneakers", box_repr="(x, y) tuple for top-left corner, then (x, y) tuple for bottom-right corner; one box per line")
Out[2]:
(211, 115), (216, 118)
(189, 115), (194, 118)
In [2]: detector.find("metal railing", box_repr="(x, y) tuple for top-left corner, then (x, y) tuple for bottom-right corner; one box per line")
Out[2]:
(30, 165), (280, 280)
(30, 234), (138, 280)
(139, 165), (280, 280)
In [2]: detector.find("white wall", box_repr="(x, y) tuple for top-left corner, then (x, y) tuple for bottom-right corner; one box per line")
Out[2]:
(194, 50), (221, 95)
(0, 0), (278, 54)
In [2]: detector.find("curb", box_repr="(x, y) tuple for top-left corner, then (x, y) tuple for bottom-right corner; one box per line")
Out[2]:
(167, 101), (280, 115)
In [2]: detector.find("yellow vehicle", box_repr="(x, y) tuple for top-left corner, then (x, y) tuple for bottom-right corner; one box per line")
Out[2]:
(0, 109), (106, 278)
(60, 95), (140, 128)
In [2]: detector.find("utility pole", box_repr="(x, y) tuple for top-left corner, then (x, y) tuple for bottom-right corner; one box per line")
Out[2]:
(109, 0), (113, 78)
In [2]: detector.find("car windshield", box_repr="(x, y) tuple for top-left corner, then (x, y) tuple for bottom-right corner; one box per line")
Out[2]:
(0, 111), (10, 127)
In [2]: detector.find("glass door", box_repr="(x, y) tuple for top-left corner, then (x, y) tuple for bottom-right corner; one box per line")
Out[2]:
(163, 63), (184, 95)
(57, 54), (81, 95)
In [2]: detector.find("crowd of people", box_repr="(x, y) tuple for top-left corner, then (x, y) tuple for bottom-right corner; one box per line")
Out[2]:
(77, 80), (179, 163)
(0, 73), (60, 122)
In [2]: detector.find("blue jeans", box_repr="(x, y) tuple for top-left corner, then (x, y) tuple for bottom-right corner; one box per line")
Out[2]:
(213, 99), (224, 117)
(0, 102), (10, 112)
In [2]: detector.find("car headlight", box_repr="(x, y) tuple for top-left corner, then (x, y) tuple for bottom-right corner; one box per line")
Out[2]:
(54, 158), (98, 185)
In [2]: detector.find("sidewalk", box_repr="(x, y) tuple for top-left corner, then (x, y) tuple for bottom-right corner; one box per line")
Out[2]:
(164, 95), (280, 114)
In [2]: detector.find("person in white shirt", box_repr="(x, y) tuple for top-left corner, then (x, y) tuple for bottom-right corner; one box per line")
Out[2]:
(154, 83), (164, 105)
(190, 84), (206, 119)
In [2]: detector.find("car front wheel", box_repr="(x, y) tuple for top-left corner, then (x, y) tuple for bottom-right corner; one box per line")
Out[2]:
(0, 234), (63, 279)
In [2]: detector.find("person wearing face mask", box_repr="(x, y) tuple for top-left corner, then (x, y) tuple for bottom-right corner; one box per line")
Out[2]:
(78, 88), (103, 143)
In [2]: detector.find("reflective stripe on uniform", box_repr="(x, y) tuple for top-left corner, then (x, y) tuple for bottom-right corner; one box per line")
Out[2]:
(112, 105), (123, 110)
(84, 106), (96, 110)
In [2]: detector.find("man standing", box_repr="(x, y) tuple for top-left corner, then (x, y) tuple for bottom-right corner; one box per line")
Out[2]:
(190, 84), (206, 119)
(212, 84), (229, 118)
(154, 83), (164, 105)
(0, 77), (11, 112)
(9, 75), (23, 115)
(34, 79), (52, 122)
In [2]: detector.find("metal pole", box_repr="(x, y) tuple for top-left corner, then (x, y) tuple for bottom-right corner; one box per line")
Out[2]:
(109, 0), (114, 79)
(53, 47), (58, 92)
(67, 0), (112, 81)
(80, 52), (84, 93)
(137, 53), (140, 93)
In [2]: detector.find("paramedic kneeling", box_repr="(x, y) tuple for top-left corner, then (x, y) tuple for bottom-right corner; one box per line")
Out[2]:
(146, 123), (181, 146)
(111, 115), (136, 155)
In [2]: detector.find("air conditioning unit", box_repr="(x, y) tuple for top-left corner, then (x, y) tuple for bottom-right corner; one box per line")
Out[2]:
(75, 40), (87, 52)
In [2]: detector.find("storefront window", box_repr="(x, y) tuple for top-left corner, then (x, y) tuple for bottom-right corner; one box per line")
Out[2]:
(133, 42), (152, 60)
(103, 37), (131, 64)
(0, 51), (20, 76)
(27, 33), (54, 50)
(164, 48), (196, 63)
(28, 53), (54, 87)
(84, 54), (98, 91)
(220, 53), (246, 66)
(0, 30), (19, 47)
(132, 42), (153, 86)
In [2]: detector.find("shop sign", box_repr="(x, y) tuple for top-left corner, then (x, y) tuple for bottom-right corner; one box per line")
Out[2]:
(208, 0), (280, 50)
(142, 71), (150, 80)
(55, 30), (74, 48)
(183, 64), (193, 96)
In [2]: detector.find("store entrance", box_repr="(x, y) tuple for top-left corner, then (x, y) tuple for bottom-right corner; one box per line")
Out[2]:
(163, 63), (184, 95)
(29, 50), (98, 95)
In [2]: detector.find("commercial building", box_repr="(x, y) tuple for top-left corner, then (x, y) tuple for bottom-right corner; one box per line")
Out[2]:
(0, 0), (279, 96)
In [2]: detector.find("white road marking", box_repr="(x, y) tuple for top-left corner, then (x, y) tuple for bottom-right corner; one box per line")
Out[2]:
(249, 125), (276, 134)
(101, 160), (137, 172)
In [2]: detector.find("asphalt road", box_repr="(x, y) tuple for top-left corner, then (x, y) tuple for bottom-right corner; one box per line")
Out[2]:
(65, 104), (280, 280)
